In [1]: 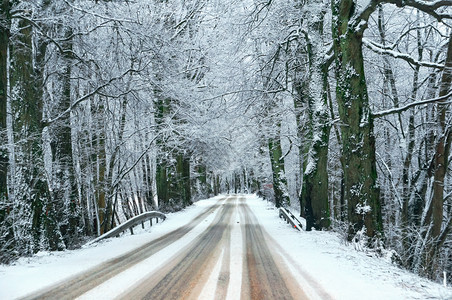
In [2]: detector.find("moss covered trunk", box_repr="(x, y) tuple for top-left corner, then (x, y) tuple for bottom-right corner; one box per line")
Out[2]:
(332, 0), (382, 240)
(268, 135), (289, 208)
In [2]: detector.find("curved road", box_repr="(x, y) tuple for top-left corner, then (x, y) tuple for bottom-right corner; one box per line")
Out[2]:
(22, 196), (329, 300)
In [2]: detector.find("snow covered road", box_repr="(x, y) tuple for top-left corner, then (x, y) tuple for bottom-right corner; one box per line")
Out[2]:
(20, 199), (224, 299)
(116, 196), (318, 299)
(1, 194), (451, 299)
(19, 195), (323, 299)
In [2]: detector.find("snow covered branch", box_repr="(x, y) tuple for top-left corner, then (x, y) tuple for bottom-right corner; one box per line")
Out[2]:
(390, 0), (452, 21)
(43, 64), (151, 126)
(372, 91), (452, 118)
(363, 38), (445, 69)
(62, 0), (136, 24)
(111, 135), (159, 191)
(356, 0), (452, 32)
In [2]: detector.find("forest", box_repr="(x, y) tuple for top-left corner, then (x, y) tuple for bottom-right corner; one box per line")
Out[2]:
(0, 0), (451, 284)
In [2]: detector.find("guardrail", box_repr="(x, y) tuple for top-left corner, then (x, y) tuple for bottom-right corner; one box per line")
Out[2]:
(87, 211), (166, 245)
(279, 207), (303, 231)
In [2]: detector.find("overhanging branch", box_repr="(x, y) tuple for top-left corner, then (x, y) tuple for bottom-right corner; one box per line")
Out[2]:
(363, 38), (445, 69)
(372, 91), (452, 118)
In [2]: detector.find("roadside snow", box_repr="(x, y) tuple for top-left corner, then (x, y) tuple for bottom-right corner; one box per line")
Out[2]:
(247, 194), (452, 300)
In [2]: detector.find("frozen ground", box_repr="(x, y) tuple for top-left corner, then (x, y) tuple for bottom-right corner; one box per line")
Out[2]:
(247, 195), (452, 300)
(0, 194), (451, 299)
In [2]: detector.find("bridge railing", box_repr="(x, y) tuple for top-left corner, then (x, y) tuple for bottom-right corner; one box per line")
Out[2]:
(87, 211), (166, 245)
(279, 207), (303, 231)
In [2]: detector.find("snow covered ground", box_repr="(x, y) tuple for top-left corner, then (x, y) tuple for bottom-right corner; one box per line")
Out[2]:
(248, 195), (452, 300)
(0, 194), (451, 299)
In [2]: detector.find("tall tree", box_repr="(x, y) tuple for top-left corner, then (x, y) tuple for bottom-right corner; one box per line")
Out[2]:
(268, 130), (289, 208)
(331, 0), (383, 241)
(9, 11), (50, 255)
(427, 31), (452, 275)
(298, 0), (331, 230)
(331, 0), (451, 242)
(0, 0), (10, 216)
(27, 0), (84, 249)
(0, 0), (11, 263)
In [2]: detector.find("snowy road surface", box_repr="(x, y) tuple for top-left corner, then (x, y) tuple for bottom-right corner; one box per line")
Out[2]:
(117, 197), (318, 299)
(1, 194), (451, 299)
(20, 196), (325, 300)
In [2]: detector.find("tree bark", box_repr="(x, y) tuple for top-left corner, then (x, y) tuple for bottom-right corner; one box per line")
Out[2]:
(299, 2), (330, 230)
(0, 0), (10, 206)
(428, 32), (452, 274)
(174, 152), (191, 207)
(268, 134), (289, 208)
(9, 13), (54, 253)
(332, 0), (383, 240)
(432, 32), (452, 238)
(47, 11), (79, 248)
(155, 95), (170, 208)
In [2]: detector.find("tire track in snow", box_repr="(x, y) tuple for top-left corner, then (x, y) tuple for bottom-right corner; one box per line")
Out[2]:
(239, 197), (309, 300)
(225, 196), (243, 300)
(23, 195), (329, 300)
(117, 199), (235, 300)
(20, 197), (228, 300)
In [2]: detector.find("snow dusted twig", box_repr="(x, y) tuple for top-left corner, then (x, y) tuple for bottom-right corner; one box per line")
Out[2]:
(111, 135), (160, 191)
(363, 38), (445, 69)
(200, 88), (285, 102)
(372, 91), (452, 118)
(43, 63), (151, 126)
(62, 0), (136, 24)
(280, 136), (294, 162)
(376, 152), (403, 209)
(355, 0), (452, 34)
(391, 0), (452, 22)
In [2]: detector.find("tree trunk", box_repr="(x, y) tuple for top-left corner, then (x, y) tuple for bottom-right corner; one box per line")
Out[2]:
(400, 13), (422, 265)
(432, 31), (452, 240)
(103, 95), (127, 234)
(174, 153), (191, 207)
(332, 0), (383, 240)
(92, 97), (107, 235)
(9, 13), (53, 253)
(426, 32), (452, 275)
(0, 0), (9, 207)
(268, 134), (289, 208)
(196, 162), (210, 197)
(155, 94), (170, 208)
(0, 0), (10, 262)
(156, 162), (169, 207)
(48, 20), (79, 248)
(299, 2), (330, 230)
(214, 174), (220, 195)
